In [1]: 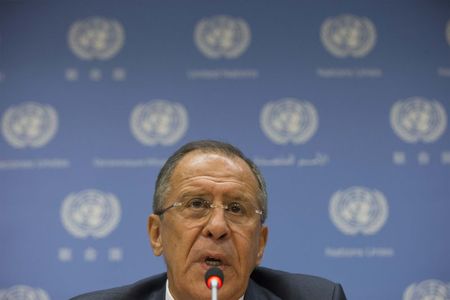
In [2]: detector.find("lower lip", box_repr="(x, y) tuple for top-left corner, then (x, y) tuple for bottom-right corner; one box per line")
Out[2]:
(199, 261), (226, 271)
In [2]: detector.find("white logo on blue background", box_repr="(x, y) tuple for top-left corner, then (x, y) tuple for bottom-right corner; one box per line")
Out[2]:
(260, 98), (318, 145)
(391, 97), (447, 143)
(1, 102), (58, 149)
(329, 186), (388, 235)
(194, 15), (251, 59)
(68, 16), (125, 60)
(61, 189), (121, 239)
(0, 285), (50, 300)
(320, 14), (377, 58)
(130, 100), (188, 146)
(403, 279), (450, 300)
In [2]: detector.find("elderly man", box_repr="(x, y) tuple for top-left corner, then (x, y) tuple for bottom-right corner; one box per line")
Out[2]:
(72, 140), (347, 300)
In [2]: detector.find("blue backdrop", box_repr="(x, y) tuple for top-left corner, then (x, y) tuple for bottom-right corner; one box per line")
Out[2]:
(1, 1), (450, 299)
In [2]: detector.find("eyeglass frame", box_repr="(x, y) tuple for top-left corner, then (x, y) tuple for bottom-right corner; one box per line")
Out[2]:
(154, 198), (265, 224)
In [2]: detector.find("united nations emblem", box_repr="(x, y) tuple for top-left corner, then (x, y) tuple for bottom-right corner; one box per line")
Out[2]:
(130, 100), (188, 146)
(61, 189), (121, 239)
(329, 186), (388, 235)
(403, 279), (450, 300)
(0, 285), (50, 300)
(68, 16), (125, 60)
(320, 14), (377, 58)
(194, 15), (251, 59)
(1, 102), (58, 149)
(260, 98), (318, 145)
(390, 97), (447, 143)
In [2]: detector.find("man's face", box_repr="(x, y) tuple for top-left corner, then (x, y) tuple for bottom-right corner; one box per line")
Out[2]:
(148, 151), (268, 300)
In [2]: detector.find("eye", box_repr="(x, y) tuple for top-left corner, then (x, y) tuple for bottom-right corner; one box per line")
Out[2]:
(185, 198), (209, 210)
(227, 202), (245, 215)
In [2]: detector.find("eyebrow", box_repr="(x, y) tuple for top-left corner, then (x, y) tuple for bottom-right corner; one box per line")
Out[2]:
(178, 190), (252, 203)
(177, 190), (211, 199)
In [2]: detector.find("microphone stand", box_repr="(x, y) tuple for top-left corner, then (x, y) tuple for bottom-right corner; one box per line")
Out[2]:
(205, 267), (223, 300)
(210, 278), (219, 300)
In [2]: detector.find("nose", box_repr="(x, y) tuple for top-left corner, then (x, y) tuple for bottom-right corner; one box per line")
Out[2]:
(201, 206), (230, 240)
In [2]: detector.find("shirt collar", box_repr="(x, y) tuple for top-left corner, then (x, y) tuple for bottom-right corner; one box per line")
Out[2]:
(165, 279), (244, 300)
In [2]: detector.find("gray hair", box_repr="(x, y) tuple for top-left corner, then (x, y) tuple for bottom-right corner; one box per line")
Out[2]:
(153, 140), (267, 223)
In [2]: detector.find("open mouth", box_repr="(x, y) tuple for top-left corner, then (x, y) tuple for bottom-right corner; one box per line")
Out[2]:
(205, 257), (222, 267)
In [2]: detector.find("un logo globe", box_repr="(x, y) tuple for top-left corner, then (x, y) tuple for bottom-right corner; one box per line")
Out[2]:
(130, 100), (188, 146)
(194, 15), (251, 59)
(403, 279), (450, 300)
(61, 189), (121, 239)
(329, 186), (388, 235)
(391, 97), (447, 143)
(1, 102), (58, 149)
(320, 14), (377, 58)
(0, 285), (50, 300)
(68, 16), (125, 60)
(260, 98), (318, 145)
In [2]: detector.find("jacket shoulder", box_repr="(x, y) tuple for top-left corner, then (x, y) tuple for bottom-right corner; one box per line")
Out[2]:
(250, 267), (346, 300)
(70, 273), (167, 300)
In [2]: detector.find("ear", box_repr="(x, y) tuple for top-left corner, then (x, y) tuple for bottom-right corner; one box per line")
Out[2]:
(256, 225), (268, 264)
(148, 214), (163, 256)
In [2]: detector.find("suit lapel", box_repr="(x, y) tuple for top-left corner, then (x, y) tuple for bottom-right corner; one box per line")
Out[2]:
(244, 278), (282, 300)
(144, 283), (165, 300)
(139, 275), (281, 300)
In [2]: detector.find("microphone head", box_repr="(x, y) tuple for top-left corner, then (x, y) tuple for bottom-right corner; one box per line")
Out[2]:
(205, 267), (224, 289)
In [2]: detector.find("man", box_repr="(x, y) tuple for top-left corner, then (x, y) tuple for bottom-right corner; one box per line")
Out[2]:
(72, 140), (347, 300)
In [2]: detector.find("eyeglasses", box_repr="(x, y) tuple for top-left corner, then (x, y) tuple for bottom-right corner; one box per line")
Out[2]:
(155, 198), (264, 225)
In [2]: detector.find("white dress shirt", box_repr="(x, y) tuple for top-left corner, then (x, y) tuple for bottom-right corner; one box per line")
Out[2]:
(165, 280), (244, 300)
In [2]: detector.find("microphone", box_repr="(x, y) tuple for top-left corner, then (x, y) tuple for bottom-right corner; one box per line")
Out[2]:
(205, 267), (224, 300)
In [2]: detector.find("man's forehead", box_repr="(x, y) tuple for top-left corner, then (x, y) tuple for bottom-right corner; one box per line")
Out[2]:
(165, 150), (261, 207)
(177, 151), (244, 171)
(170, 150), (256, 182)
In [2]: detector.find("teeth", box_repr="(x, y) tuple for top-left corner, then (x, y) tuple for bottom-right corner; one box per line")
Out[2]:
(205, 257), (222, 266)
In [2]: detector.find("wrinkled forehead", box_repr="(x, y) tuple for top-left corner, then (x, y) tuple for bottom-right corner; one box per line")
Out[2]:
(170, 150), (259, 190)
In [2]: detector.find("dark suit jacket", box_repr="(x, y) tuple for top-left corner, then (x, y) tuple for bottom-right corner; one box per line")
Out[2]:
(71, 266), (347, 300)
